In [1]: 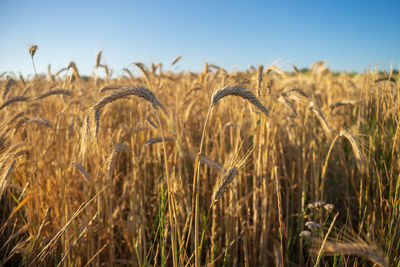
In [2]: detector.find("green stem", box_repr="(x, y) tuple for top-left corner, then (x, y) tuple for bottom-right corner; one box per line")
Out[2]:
(156, 110), (178, 267)
(199, 204), (213, 252)
(195, 105), (213, 267)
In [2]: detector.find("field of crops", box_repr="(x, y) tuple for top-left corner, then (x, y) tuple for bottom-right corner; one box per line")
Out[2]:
(0, 51), (399, 266)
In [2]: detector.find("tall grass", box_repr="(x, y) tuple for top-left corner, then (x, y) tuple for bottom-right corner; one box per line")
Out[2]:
(0, 56), (399, 266)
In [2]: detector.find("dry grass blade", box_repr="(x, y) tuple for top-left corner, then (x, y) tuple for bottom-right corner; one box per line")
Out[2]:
(0, 96), (32, 111)
(0, 225), (29, 251)
(312, 239), (388, 267)
(211, 167), (238, 205)
(34, 187), (108, 263)
(212, 86), (270, 117)
(314, 212), (339, 266)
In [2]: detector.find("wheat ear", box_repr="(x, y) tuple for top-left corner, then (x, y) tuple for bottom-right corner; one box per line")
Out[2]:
(211, 167), (238, 205)
(33, 89), (72, 100)
(3, 78), (16, 99)
(92, 86), (166, 134)
(312, 239), (388, 267)
(0, 96), (32, 111)
(211, 86), (270, 117)
(171, 55), (182, 66)
(29, 45), (38, 75)
(95, 50), (102, 68)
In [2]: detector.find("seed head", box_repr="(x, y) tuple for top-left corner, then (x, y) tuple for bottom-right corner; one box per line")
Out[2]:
(29, 45), (38, 57)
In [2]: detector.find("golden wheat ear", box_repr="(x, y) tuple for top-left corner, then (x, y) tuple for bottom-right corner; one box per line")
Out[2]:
(211, 167), (238, 205)
(312, 239), (388, 267)
(92, 86), (166, 135)
(29, 45), (38, 75)
(211, 85), (270, 118)
(95, 50), (103, 68)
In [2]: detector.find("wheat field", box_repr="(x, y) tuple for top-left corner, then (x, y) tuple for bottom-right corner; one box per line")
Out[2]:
(0, 51), (399, 266)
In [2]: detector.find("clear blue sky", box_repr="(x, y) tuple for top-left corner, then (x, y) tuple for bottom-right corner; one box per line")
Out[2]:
(1, 0), (399, 76)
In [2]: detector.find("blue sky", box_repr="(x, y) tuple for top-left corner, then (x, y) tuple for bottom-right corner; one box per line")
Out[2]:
(1, 0), (399, 76)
